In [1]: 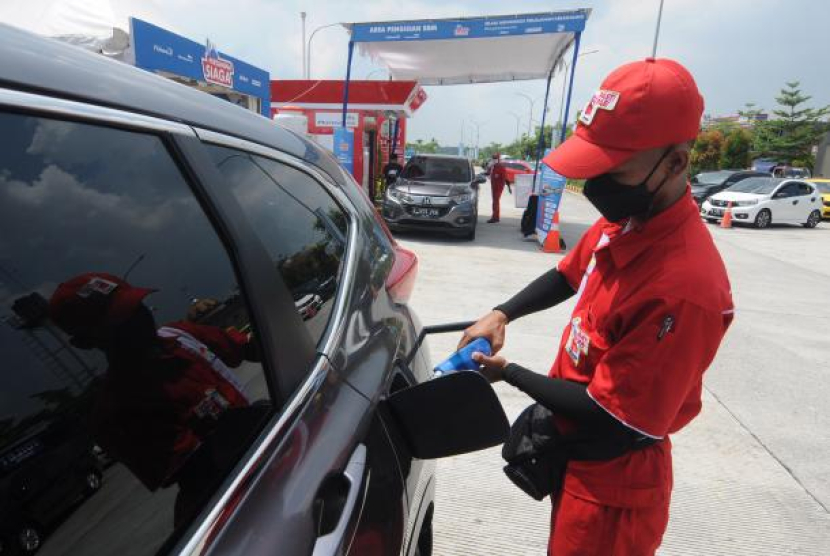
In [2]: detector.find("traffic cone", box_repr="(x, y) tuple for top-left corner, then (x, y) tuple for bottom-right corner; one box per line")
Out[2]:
(721, 202), (733, 229)
(542, 211), (563, 253)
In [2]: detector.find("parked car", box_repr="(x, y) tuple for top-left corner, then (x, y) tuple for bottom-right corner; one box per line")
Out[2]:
(0, 24), (505, 556)
(382, 154), (484, 240)
(807, 179), (830, 219)
(701, 177), (823, 229)
(501, 160), (535, 185)
(772, 165), (811, 179)
(690, 169), (767, 206)
(1, 430), (103, 555)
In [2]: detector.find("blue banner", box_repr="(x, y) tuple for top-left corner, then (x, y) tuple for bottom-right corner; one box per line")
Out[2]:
(130, 18), (270, 116)
(351, 11), (587, 42)
(536, 149), (567, 240)
(333, 127), (355, 175)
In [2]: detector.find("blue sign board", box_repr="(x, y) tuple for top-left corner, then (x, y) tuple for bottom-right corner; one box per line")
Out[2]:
(351, 11), (587, 43)
(333, 127), (355, 174)
(536, 149), (567, 241)
(130, 18), (270, 117)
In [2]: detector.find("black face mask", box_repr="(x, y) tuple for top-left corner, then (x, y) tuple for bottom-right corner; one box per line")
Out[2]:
(583, 149), (673, 222)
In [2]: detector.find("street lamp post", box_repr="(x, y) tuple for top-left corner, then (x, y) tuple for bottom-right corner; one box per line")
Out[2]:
(555, 49), (600, 146)
(307, 22), (342, 79)
(652, 0), (665, 57)
(515, 92), (536, 138)
(468, 119), (484, 160)
(300, 12), (307, 78)
(507, 111), (522, 143)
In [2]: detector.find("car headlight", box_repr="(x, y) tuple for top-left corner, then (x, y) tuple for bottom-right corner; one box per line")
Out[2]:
(387, 188), (413, 203)
(734, 199), (759, 207)
(451, 193), (473, 204)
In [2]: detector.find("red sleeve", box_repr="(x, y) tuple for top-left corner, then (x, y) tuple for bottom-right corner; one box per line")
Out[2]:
(168, 320), (248, 367)
(586, 296), (729, 438)
(556, 222), (603, 290)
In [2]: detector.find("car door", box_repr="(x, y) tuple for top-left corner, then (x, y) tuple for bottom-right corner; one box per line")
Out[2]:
(771, 182), (802, 222)
(0, 108), (279, 556)
(797, 182), (820, 220)
(194, 139), (416, 556)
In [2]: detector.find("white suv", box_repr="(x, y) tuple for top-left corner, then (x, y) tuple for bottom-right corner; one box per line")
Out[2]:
(701, 177), (822, 229)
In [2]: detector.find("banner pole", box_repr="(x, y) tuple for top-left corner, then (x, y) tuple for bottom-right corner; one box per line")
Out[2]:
(559, 32), (582, 144)
(342, 41), (355, 127)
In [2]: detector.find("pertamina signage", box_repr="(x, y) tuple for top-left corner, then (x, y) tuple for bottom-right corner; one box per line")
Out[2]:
(201, 40), (234, 88)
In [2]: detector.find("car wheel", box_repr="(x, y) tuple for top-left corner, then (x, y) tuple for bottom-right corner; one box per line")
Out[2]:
(17, 525), (41, 554)
(414, 514), (433, 556)
(804, 210), (821, 228)
(85, 470), (103, 494)
(754, 209), (772, 229)
(463, 226), (476, 241)
(705, 218), (717, 224)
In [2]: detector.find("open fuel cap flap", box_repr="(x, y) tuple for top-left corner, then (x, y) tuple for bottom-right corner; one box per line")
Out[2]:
(386, 370), (509, 459)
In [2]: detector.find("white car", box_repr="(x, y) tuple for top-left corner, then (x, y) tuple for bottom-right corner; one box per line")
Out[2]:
(700, 177), (823, 229)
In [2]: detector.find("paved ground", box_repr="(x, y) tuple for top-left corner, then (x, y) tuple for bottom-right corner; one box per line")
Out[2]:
(399, 182), (830, 555)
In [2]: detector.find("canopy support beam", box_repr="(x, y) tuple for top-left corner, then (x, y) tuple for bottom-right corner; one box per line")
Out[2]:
(341, 40), (355, 127)
(559, 31), (582, 144)
(531, 68), (555, 192)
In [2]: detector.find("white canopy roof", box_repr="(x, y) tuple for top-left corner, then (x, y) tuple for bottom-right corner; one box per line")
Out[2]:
(343, 10), (590, 86)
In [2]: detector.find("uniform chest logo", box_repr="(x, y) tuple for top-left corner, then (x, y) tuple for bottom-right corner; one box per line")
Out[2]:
(565, 316), (591, 366)
(579, 90), (620, 126)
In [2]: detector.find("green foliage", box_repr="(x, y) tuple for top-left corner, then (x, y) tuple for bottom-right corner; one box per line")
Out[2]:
(720, 128), (753, 170)
(752, 82), (829, 169)
(406, 138), (441, 154)
(691, 130), (725, 174)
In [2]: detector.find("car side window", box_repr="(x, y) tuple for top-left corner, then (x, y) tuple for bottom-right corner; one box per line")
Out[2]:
(206, 145), (349, 347)
(797, 183), (813, 196)
(776, 183), (799, 198)
(0, 112), (274, 555)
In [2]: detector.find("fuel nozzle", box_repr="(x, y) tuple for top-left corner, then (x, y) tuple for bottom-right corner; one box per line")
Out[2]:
(434, 337), (492, 377)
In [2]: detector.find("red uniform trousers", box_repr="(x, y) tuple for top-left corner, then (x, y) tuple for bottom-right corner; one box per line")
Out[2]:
(490, 178), (505, 220)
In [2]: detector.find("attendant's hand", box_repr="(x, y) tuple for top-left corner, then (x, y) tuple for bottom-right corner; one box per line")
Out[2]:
(458, 310), (508, 353)
(472, 352), (508, 383)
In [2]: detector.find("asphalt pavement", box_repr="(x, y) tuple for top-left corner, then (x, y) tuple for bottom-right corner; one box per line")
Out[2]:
(400, 181), (830, 555)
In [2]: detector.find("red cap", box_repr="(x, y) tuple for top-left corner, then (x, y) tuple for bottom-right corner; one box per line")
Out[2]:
(49, 273), (155, 336)
(544, 58), (704, 179)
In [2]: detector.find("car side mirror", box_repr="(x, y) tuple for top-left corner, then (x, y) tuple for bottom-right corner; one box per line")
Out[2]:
(383, 321), (509, 459)
(474, 174), (487, 185)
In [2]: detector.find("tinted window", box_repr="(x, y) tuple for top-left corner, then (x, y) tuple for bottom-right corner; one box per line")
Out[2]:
(797, 182), (814, 195)
(728, 177), (782, 194)
(0, 113), (272, 555)
(401, 156), (471, 182)
(504, 162), (530, 171)
(776, 183), (801, 197)
(693, 170), (733, 185)
(207, 146), (348, 346)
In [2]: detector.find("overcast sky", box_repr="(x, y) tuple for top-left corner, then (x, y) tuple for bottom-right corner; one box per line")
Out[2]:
(6, 0), (830, 147)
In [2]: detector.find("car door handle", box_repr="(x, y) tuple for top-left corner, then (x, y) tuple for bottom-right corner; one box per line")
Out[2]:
(312, 444), (368, 556)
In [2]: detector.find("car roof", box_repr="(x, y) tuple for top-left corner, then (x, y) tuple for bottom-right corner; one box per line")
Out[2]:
(408, 153), (469, 162)
(0, 24), (342, 179)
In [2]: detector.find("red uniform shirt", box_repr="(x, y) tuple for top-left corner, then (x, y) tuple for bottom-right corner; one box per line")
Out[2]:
(490, 162), (507, 185)
(92, 322), (251, 491)
(551, 189), (733, 508)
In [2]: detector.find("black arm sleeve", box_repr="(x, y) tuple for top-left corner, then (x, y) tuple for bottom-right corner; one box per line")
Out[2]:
(494, 268), (575, 322)
(502, 363), (618, 429)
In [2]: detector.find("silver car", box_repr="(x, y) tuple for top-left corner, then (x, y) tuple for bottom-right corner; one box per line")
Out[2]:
(382, 154), (485, 240)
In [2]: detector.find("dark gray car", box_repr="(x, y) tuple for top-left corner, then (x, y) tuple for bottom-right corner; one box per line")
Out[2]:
(0, 24), (506, 556)
(382, 154), (484, 240)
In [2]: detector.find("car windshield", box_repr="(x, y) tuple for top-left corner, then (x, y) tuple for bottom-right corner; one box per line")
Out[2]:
(692, 170), (734, 185)
(811, 182), (830, 194)
(727, 176), (782, 194)
(401, 156), (471, 182)
(504, 162), (529, 170)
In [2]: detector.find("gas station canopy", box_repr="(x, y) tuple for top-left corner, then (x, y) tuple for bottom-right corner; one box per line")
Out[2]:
(342, 10), (590, 86)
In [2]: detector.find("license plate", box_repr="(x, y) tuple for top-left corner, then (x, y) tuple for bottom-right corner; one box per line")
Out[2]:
(411, 208), (440, 218)
(709, 208), (724, 217)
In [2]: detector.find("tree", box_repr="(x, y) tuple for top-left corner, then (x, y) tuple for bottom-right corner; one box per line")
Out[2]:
(720, 128), (752, 169)
(690, 130), (725, 174)
(406, 138), (441, 154)
(753, 81), (829, 168)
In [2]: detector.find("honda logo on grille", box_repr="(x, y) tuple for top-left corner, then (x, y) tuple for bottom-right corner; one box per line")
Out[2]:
(423, 197), (432, 205)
